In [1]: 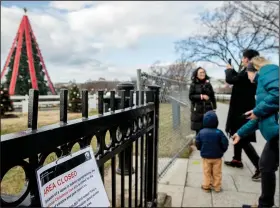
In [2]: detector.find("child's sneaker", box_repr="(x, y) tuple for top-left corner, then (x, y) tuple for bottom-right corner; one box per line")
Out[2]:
(201, 185), (211, 192)
(214, 188), (222, 193)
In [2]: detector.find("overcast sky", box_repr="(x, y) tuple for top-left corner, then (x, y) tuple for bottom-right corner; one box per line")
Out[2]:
(1, 1), (277, 83)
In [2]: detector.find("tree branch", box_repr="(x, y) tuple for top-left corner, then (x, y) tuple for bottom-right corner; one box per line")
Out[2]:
(175, 2), (278, 69)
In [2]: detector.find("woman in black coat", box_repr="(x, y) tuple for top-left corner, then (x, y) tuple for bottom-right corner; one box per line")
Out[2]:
(189, 67), (217, 134)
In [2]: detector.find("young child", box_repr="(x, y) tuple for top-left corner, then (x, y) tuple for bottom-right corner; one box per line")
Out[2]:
(196, 110), (229, 192)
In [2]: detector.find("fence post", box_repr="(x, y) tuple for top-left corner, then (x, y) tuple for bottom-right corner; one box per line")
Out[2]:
(28, 90), (39, 130)
(137, 68), (142, 104)
(27, 89), (41, 206)
(82, 89), (88, 119)
(115, 82), (135, 175)
(98, 90), (105, 181)
(171, 99), (180, 129)
(146, 85), (160, 207)
(60, 89), (68, 124)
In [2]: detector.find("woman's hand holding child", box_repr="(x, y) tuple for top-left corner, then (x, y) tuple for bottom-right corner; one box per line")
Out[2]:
(202, 95), (209, 100)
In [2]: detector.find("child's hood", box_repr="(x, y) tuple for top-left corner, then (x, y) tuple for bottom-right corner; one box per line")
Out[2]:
(203, 111), (219, 128)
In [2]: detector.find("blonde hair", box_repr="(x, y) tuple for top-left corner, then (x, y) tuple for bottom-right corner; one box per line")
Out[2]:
(251, 56), (271, 71)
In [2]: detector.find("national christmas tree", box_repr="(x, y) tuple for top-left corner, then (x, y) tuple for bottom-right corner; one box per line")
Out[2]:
(1, 10), (55, 96)
(0, 84), (14, 115)
(68, 84), (82, 112)
(5, 33), (49, 95)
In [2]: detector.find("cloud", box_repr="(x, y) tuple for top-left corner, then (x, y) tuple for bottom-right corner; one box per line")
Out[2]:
(49, 1), (96, 11)
(1, 1), (224, 83)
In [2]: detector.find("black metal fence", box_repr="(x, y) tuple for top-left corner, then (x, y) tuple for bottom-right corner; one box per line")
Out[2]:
(1, 84), (160, 207)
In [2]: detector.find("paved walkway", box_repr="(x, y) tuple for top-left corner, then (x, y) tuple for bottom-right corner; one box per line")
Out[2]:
(158, 103), (279, 207)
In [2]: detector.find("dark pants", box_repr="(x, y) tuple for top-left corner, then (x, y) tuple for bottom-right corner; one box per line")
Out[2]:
(233, 137), (260, 170)
(258, 136), (279, 208)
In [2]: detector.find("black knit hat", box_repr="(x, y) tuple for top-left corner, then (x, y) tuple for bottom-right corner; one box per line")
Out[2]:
(246, 62), (257, 72)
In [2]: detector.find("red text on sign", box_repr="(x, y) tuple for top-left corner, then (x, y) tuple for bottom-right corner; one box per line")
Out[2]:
(44, 171), (77, 196)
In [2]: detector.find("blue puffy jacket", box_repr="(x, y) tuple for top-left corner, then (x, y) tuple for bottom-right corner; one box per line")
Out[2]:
(196, 111), (229, 159)
(237, 64), (279, 141)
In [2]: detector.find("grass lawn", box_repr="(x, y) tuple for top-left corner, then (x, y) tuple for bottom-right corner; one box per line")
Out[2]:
(0, 109), (98, 135)
(1, 103), (192, 197)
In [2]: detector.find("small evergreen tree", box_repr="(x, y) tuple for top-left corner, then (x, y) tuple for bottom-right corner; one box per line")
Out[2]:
(68, 84), (82, 112)
(0, 84), (14, 115)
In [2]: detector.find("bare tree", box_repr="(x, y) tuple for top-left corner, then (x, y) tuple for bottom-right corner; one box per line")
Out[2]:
(149, 61), (169, 77)
(232, 1), (279, 41)
(165, 57), (196, 83)
(147, 57), (196, 82)
(175, 2), (278, 70)
(141, 58), (196, 103)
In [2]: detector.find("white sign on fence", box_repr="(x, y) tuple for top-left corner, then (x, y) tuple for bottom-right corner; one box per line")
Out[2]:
(36, 147), (110, 207)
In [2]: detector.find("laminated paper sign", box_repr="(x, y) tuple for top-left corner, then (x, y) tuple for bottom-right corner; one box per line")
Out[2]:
(36, 147), (110, 207)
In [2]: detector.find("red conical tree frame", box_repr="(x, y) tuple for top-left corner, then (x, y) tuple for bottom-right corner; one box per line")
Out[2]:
(1, 9), (56, 95)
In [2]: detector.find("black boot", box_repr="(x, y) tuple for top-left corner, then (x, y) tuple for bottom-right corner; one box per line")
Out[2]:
(252, 170), (261, 182)
(224, 160), (244, 168)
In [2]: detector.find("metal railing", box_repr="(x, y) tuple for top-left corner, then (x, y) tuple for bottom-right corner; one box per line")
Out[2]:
(1, 86), (160, 207)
